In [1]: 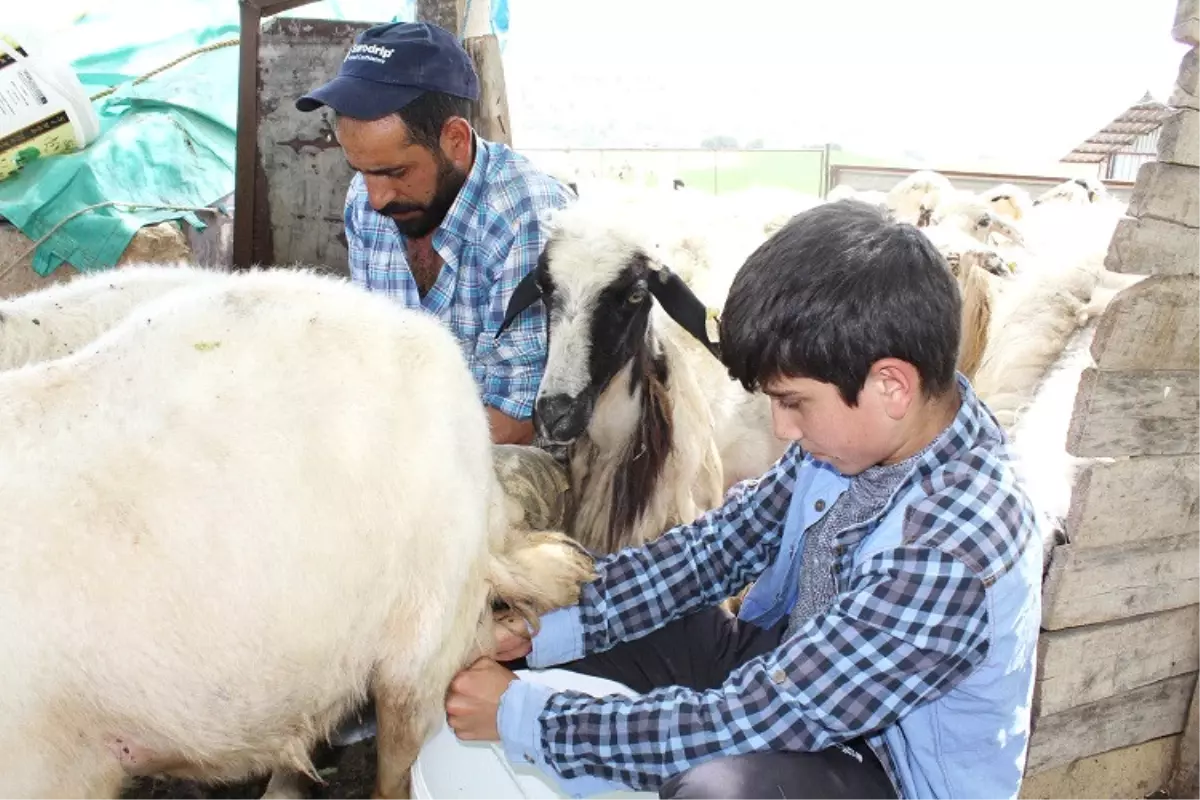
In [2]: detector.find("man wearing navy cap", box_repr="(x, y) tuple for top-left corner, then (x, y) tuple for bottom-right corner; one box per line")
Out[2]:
(297, 21), (574, 445)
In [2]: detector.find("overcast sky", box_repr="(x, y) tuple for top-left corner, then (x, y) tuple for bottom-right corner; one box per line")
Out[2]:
(11, 0), (1189, 166)
(502, 0), (1189, 163)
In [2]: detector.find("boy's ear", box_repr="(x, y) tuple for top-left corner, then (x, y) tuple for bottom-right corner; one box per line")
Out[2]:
(871, 359), (920, 419)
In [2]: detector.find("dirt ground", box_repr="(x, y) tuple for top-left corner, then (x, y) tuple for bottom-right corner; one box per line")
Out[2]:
(120, 741), (378, 799)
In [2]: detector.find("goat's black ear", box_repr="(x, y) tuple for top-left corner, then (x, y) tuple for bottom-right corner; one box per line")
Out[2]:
(647, 267), (721, 359)
(496, 268), (544, 340)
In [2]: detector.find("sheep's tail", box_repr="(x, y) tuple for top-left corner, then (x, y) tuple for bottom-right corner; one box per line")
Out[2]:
(487, 530), (597, 634)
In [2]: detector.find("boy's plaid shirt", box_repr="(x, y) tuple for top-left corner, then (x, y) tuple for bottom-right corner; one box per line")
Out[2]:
(344, 137), (575, 420)
(507, 376), (1039, 796)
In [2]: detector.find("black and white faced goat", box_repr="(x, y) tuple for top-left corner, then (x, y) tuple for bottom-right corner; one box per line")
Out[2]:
(497, 209), (786, 555)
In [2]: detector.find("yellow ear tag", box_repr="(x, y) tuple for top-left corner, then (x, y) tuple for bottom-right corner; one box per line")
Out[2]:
(706, 307), (721, 343)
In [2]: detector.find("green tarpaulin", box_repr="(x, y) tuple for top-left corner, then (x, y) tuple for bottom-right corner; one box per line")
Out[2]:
(0, 1), (441, 275)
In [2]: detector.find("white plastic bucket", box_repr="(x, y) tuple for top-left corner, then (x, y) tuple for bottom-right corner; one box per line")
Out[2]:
(0, 30), (99, 182)
(411, 669), (656, 799)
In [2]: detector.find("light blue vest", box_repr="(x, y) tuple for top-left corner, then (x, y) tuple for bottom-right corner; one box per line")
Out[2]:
(739, 456), (1042, 799)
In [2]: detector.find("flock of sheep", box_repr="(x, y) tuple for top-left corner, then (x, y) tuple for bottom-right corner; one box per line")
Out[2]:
(0, 166), (1141, 797)
(521, 168), (1141, 574)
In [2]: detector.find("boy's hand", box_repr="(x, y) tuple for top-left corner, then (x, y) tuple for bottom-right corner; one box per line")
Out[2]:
(445, 658), (518, 741)
(493, 611), (533, 661)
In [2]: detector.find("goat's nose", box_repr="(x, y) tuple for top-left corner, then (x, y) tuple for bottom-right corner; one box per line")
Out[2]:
(535, 394), (587, 442)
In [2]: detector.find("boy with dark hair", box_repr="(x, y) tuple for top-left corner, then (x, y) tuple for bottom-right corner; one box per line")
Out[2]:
(445, 200), (1043, 800)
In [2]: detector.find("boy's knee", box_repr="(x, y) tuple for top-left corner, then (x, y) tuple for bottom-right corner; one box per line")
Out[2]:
(659, 755), (754, 799)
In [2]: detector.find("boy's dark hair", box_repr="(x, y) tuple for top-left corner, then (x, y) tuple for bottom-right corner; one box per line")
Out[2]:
(719, 199), (961, 405)
(395, 90), (473, 150)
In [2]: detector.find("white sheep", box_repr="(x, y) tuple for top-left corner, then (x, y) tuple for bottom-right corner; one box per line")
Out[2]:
(979, 183), (1033, 221)
(886, 169), (960, 226)
(495, 201), (786, 555)
(1042, 176), (1114, 206)
(963, 216), (1146, 570)
(0, 267), (592, 798)
(0, 262), (227, 369)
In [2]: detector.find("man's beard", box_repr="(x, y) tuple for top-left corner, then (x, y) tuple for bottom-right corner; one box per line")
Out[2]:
(380, 155), (468, 239)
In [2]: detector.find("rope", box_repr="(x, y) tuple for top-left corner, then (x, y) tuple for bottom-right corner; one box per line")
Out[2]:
(88, 38), (240, 102)
(0, 201), (221, 283)
(0, 42), (235, 280)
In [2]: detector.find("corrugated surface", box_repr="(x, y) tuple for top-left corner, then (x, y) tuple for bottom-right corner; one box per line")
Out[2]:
(1062, 93), (1175, 163)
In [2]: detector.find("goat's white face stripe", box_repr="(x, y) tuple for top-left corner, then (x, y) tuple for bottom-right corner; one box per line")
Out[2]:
(541, 296), (593, 399)
(536, 210), (648, 402)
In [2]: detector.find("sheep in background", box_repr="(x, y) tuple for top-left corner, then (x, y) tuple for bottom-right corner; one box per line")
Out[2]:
(0, 268), (593, 798)
(1033, 176), (1108, 206)
(947, 251), (1004, 382)
(965, 230), (1146, 570)
(827, 184), (890, 215)
(887, 169), (960, 226)
(980, 183), (1034, 221)
(496, 201), (786, 554)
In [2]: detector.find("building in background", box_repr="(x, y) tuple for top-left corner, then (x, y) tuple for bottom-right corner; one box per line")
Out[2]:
(1060, 91), (1175, 181)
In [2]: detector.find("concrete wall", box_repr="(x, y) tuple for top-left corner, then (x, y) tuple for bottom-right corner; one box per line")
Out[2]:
(828, 163), (1133, 202)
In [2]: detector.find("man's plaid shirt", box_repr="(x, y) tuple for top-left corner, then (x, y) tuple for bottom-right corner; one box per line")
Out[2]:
(344, 136), (574, 420)
(498, 376), (1041, 798)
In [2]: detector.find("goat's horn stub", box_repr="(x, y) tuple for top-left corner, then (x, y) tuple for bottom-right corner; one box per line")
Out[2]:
(496, 269), (543, 340)
(647, 267), (721, 359)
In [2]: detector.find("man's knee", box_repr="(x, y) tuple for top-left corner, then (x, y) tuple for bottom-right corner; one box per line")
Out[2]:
(659, 755), (755, 800)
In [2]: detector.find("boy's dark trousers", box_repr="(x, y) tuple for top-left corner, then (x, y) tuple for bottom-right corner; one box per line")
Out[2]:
(505, 605), (897, 800)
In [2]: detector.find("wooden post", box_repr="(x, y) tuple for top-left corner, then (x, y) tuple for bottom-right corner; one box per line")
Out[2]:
(417, 0), (513, 145)
(416, 0), (465, 35)
(232, 0), (323, 269)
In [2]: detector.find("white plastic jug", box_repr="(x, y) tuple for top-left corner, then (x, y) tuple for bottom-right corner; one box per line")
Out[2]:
(0, 30), (99, 182)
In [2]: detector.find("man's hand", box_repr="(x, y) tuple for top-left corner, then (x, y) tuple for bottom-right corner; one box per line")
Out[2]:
(445, 658), (518, 741)
(487, 406), (535, 445)
(493, 611), (533, 662)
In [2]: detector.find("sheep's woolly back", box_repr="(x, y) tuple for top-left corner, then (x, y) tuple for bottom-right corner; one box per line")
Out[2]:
(0, 262), (225, 370)
(1006, 323), (1100, 572)
(0, 268), (501, 792)
(971, 251), (1100, 428)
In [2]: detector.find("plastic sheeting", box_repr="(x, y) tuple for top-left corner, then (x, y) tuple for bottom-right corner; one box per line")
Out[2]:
(1, 0), (509, 274)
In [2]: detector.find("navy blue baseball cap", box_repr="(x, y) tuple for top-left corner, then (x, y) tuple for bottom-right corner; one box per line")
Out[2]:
(295, 22), (479, 118)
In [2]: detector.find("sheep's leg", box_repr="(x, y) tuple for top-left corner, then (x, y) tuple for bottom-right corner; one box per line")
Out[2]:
(371, 684), (429, 799)
(261, 768), (312, 799)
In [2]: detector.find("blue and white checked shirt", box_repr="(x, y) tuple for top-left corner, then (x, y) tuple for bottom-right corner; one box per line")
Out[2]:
(344, 137), (575, 420)
(498, 376), (1042, 798)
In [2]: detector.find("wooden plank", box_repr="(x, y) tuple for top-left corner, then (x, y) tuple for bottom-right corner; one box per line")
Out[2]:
(1171, 75), (1200, 112)
(1105, 215), (1200, 276)
(1180, 44), (1200, 102)
(1090, 275), (1198, 370)
(1066, 456), (1200, 548)
(1178, 0), (1200, 45)
(1129, 161), (1199, 229)
(1041, 533), (1199, 630)
(1026, 673), (1196, 774)
(1034, 607), (1199, 717)
(257, 17), (370, 275)
(464, 34), (513, 146)
(1021, 735), (1179, 798)
(1066, 369), (1199, 458)
(416, 0), (466, 33)
(1169, 684), (1199, 797)
(1159, 109), (1199, 167)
